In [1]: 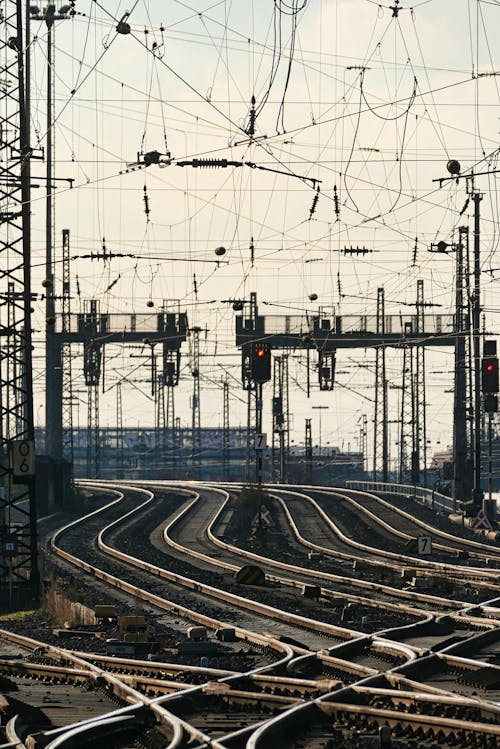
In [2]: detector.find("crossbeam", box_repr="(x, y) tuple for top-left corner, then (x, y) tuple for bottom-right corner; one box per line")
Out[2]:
(236, 311), (457, 349)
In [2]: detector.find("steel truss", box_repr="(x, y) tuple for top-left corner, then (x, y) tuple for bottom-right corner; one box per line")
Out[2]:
(0, 1), (39, 603)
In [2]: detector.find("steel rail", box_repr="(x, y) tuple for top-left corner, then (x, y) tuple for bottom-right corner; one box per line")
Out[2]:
(0, 627), (190, 749)
(158, 481), (500, 706)
(288, 482), (500, 555)
(273, 487), (500, 582)
(72, 480), (500, 748)
(201, 486), (467, 614)
(4, 715), (25, 749)
(347, 480), (500, 542)
(74, 482), (408, 685)
(163, 481), (500, 701)
(246, 664), (500, 749)
(161, 485), (423, 663)
(70, 652), (237, 679)
(52, 483), (296, 673)
(91, 482), (370, 651)
(273, 491), (500, 622)
(345, 485), (500, 551)
(167, 487), (434, 619)
(201, 480), (500, 586)
(332, 486), (500, 562)
(48, 485), (296, 747)
(273, 492), (470, 607)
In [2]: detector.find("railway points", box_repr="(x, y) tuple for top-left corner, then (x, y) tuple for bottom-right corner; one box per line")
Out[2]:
(0, 479), (498, 746)
(2, 2), (500, 746)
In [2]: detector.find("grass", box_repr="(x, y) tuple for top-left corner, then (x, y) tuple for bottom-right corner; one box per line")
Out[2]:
(0, 610), (36, 622)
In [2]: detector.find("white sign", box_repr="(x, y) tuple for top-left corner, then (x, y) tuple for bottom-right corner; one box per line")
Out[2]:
(254, 433), (267, 451)
(417, 535), (432, 555)
(12, 440), (36, 478)
(471, 509), (493, 531)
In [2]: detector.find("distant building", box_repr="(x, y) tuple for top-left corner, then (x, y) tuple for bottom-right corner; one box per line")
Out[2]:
(35, 426), (366, 484)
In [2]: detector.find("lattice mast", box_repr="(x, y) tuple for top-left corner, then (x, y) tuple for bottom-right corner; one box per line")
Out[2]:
(116, 381), (124, 478)
(399, 346), (412, 482)
(82, 300), (101, 478)
(0, 0), (39, 601)
(415, 280), (427, 485)
(359, 414), (368, 474)
(44, 5), (58, 458)
(373, 288), (388, 480)
(60, 229), (73, 463)
(190, 326), (202, 476)
(272, 354), (289, 483)
(155, 366), (164, 454)
(453, 226), (470, 504)
(305, 418), (313, 484)
(246, 387), (256, 483)
(223, 378), (230, 479)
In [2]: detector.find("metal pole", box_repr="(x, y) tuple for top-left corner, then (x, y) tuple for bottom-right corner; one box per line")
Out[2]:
(472, 189), (483, 505)
(487, 412), (492, 508)
(255, 383), (263, 529)
(453, 228), (467, 510)
(19, 0), (39, 599)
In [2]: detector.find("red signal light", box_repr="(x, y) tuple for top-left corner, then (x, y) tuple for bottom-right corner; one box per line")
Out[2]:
(249, 342), (271, 383)
(482, 356), (499, 394)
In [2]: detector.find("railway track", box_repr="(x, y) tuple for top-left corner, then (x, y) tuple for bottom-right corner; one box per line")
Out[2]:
(9, 478), (498, 747)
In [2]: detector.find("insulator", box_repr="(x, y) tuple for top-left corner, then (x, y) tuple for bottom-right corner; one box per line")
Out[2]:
(308, 186), (320, 219)
(143, 185), (150, 216)
(191, 158), (229, 168)
(247, 95), (257, 138)
(333, 184), (340, 216)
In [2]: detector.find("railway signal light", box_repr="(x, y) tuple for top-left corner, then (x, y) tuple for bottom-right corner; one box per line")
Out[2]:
(250, 342), (271, 383)
(481, 357), (499, 394)
(272, 396), (282, 415)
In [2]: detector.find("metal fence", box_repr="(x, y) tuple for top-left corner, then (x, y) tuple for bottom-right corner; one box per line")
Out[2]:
(345, 480), (455, 513)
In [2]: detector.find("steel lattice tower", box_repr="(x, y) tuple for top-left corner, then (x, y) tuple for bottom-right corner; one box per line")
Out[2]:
(0, 0), (39, 602)
(453, 226), (470, 504)
(86, 385), (99, 478)
(359, 414), (368, 474)
(223, 378), (230, 479)
(304, 418), (312, 484)
(246, 386), (256, 484)
(272, 354), (289, 483)
(190, 327), (202, 476)
(83, 300), (101, 478)
(373, 288), (388, 480)
(415, 280), (427, 485)
(60, 229), (73, 463)
(155, 369), (163, 454)
(399, 345), (412, 482)
(116, 381), (124, 478)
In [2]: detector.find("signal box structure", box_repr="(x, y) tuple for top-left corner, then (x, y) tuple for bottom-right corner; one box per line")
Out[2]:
(235, 291), (459, 487)
(46, 302), (188, 471)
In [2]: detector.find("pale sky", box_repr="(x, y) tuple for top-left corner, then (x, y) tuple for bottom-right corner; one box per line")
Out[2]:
(27, 0), (500, 463)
